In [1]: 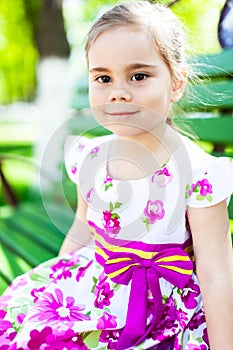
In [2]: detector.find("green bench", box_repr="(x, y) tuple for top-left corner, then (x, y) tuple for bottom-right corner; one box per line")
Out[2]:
(0, 201), (73, 293)
(0, 48), (233, 294)
(0, 137), (76, 293)
(174, 48), (233, 157)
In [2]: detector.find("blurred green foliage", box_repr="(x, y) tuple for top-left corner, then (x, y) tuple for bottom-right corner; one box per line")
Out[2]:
(172, 0), (225, 54)
(81, 0), (118, 21)
(0, 0), (39, 104)
(80, 0), (225, 54)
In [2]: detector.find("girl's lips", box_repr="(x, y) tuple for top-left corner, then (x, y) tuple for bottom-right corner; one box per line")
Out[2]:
(105, 111), (139, 119)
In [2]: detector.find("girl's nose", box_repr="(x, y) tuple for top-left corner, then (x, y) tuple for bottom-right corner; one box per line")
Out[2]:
(108, 88), (132, 102)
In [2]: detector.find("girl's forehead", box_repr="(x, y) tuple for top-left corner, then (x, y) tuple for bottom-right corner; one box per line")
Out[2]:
(92, 25), (150, 45)
(88, 26), (160, 62)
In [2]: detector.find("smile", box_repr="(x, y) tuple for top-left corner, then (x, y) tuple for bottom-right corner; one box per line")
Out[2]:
(105, 111), (139, 119)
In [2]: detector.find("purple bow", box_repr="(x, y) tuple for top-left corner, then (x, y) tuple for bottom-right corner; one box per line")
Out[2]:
(104, 247), (193, 350)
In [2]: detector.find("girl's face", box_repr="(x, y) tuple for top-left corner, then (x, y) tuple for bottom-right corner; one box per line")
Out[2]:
(88, 26), (183, 137)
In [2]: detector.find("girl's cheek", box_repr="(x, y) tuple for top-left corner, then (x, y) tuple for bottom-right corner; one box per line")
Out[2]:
(89, 91), (104, 107)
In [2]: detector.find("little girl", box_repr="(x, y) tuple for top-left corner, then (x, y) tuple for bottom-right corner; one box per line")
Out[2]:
(1, 1), (233, 349)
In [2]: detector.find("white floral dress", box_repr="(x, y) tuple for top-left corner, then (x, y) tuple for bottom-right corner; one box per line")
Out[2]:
(0, 133), (233, 350)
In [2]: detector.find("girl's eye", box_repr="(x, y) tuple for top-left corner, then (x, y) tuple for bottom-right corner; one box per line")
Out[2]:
(131, 73), (148, 81)
(96, 75), (111, 83)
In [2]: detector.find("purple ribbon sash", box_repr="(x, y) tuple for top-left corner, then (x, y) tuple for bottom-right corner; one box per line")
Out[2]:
(103, 247), (193, 350)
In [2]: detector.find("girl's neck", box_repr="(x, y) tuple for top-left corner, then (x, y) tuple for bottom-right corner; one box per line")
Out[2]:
(115, 122), (167, 152)
(107, 124), (181, 180)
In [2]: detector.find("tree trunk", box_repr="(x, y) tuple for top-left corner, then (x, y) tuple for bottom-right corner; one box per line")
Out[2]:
(33, 0), (72, 192)
(35, 0), (70, 58)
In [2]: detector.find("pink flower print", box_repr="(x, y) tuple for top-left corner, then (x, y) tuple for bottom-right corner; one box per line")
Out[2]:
(0, 294), (12, 308)
(31, 286), (46, 302)
(142, 199), (165, 231)
(151, 297), (178, 342)
(71, 164), (77, 175)
(189, 183), (197, 196)
(0, 310), (13, 332)
(186, 178), (213, 202)
(144, 200), (165, 224)
(186, 345), (208, 350)
(174, 337), (182, 350)
(94, 280), (114, 309)
(188, 308), (206, 331)
(203, 327), (209, 346)
(76, 260), (93, 282)
(151, 167), (173, 187)
(98, 270), (108, 284)
(103, 210), (121, 236)
(0, 310), (17, 346)
(27, 327), (53, 349)
(78, 143), (85, 152)
(16, 313), (26, 325)
(27, 326), (88, 350)
(104, 175), (113, 191)
(176, 308), (188, 328)
(9, 276), (27, 291)
(102, 201), (122, 236)
(181, 280), (200, 309)
(29, 288), (90, 323)
(97, 311), (117, 330)
(90, 146), (99, 158)
(49, 258), (79, 282)
(196, 178), (213, 196)
(44, 328), (88, 350)
(100, 329), (121, 348)
(86, 188), (95, 203)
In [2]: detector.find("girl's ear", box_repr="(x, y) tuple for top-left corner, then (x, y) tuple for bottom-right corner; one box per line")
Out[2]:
(171, 69), (188, 103)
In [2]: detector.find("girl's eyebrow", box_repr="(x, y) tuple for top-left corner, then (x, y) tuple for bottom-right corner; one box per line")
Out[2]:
(89, 67), (111, 73)
(127, 63), (158, 70)
(89, 63), (158, 73)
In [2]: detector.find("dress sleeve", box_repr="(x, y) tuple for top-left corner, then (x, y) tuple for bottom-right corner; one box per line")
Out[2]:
(64, 135), (91, 185)
(187, 156), (233, 208)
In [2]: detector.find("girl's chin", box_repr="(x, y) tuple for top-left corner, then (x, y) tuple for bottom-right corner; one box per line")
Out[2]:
(91, 105), (167, 137)
(102, 124), (149, 137)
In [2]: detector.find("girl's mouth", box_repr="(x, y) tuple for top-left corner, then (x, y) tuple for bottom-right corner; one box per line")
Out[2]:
(105, 111), (139, 119)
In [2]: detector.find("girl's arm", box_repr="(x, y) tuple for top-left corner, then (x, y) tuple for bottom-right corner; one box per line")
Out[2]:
(187, 200), (233, 350)
(59, 185), (92, 256)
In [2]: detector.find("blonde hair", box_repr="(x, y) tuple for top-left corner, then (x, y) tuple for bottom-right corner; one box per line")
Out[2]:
(85, 1), (187, 82)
